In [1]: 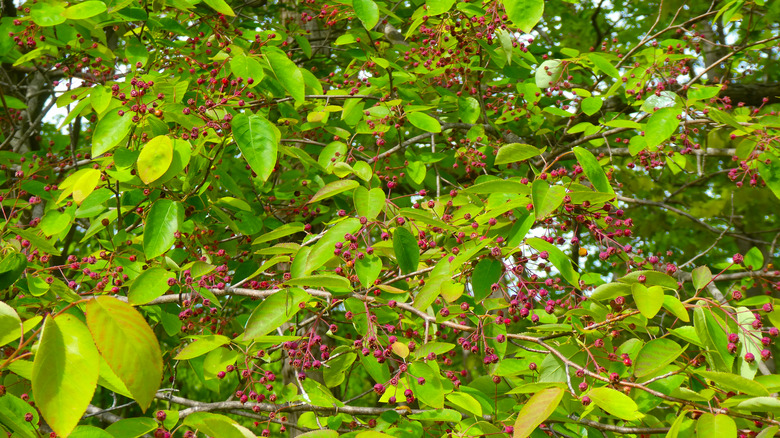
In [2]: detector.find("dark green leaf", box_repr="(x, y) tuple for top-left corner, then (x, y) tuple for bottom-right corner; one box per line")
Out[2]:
(393, 227), (419, 274)
(143, 199), (182, 260)
(244, 289), (310, 340)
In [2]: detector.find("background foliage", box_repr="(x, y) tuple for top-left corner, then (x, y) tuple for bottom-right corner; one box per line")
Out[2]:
(2, 0), (780, 437)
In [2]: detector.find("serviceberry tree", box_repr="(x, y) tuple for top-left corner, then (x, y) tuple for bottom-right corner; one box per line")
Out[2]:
(2, 0), (780, 437)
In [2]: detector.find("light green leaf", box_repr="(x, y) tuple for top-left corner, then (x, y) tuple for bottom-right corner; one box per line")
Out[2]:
(696, 370), (769, 396)
(353, 0), (379, 30)
(634, 338), (685, 377)
(495, 143), (544, 165)
(512, 387), (563, 438)
(137, 135), (173, 184)
(587, 387), (643, 421)
(244, 289), (310, 340)
(696, 413), (736, 438)
(632, 283), (664, 319)
(92, 110), (134, 156)
(355, 255), (382, 288)
(645, 107), (680, 149)
(531, 180), (565, 219)
(202, 0), (235, 16)
(174, 335), (231, 360)
(264, 46), (305, 104)
(62, 1), (107, 19)
(581, 96), (603, 116)
(426, 0), (456, 15)
(86, 297), (163, 411)
(691, 265), (712, 291)
(33, 314), (99, 437)
(526, 238), (579, 287)
(572, 146), (613, 194)
(588, 53), (620, 79)
(128, 267), (175, 305)
(408, 112), (442, 133)
(309, 180), (360, 204)
(353, 187), (385, 220)
(504, 0), (544, 33)
(535, 59), (562, 88)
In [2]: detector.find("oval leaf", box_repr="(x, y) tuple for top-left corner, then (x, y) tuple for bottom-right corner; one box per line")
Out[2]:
(233, 113), (280, 183)
(137, 135), (173, 184)
(33, 314), (99, 437)
(495, 143), (543, 165)
(309, 180), (360, 204)
(407, 112), (441, 133)
(244, 289), (310, 340)
(143, 199), (182, 260)
(634, 338), (685, 377)
(86, 296), (163, 411)
(587, 387), (643, 421)
(632, 284), (664, 319)
(512, 387), (563, 438)
(504, 0), (544, 33)
(128, 267), (175, 305)
(92, 110), (134, 156)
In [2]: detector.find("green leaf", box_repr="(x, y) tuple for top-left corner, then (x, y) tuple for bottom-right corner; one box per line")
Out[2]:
(243, 289), (310, 340)
(588, 53), (620, 79)
(31, 2), (66, 26)
(264, 46), (305, 104)
(587, 387), (643, 421)
(174, 335), (231, 360)
(407, 112), (441, 133)
(691, 265), (712, 291)
(232, 113), (280, 183)
(736, 397), (780, 413)
(590, 282), (631, 301)
(532, 180), (565, 219)
(512, 387), (563, 438)
(202, 0), (235, 16)
(253, 222), (304, 245)
(408, 362), (444, 408)
(70, 426), (116, 438)
(128, 267), (175, 305)
(393, 227), (419, 274)
(0, 393), (37, 438)
(0, 253), (27, 291)
(632, 284), (664, 319)
(687, 84), (721, 101)
(696, 413), (736, 438)
(535, 59), (562, 88)
(143, 199), (182, 260)
(471, 258), (503, 302)
(306, 218), (361, 273)
(353, 0), (379, 30)
(86, 297), (163, 411)
(693, 307), (732, 372)
(526, 238), (579, 287)
(353, 186), (385, 220)
(92, 110), (134, 156)
(426, 0), (456, 15)
(696, 370), (769, 396)
(663, 295), (690, 322)
(495, 143), (544, 165)
(645, 107), (680, 149)
(230, 53), (264, 87)
(504, 0), (544, 32)
(634, 338), (684, 377)
(105, 418), (158, 438)
(581, 96), (603, 116)
(33, 314), (99, 437)
(572, 146), (613, 194)
(62, 1), (107, 19)
(0, 301), (21, 347)
(355, 255), (382, 288)
(618, 270), (678, 289)
(285, 274), (351, 291)
(309, 180), (360, 204)
(406, 161), (426, 184)
(757, 155), (780, 200)
(137, 135), (173, 184)
(744, 246), (764, 270)
(459, 97), (480, 124)
(445, 391), (482, 416)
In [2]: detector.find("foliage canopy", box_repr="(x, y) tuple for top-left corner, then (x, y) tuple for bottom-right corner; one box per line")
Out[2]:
(2, 0), (780, 437)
